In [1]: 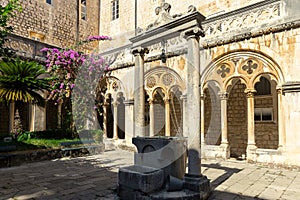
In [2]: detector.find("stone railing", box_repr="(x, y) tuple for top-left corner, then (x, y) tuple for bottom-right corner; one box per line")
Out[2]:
(201, 0), (285, 48)
(4, 33), (58, 61)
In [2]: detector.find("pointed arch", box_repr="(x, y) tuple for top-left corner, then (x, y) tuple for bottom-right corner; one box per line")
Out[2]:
(201, 50), (285, 92)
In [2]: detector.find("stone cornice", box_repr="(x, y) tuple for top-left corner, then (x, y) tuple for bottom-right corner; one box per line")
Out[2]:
(282, 82), (300, 94)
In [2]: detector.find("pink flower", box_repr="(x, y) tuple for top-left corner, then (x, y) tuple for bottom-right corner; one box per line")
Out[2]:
(60, 83), (64, 89)
(40, 47), (49, 52)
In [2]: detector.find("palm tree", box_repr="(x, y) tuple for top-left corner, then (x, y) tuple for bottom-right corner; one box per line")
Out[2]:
(0, 58), (51, 136)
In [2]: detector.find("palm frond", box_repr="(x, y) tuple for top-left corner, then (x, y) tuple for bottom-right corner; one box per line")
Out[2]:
(0, 58), (50, 105)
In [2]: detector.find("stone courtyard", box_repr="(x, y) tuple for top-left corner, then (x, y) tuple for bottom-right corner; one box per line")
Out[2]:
(0, 149), (300, 200)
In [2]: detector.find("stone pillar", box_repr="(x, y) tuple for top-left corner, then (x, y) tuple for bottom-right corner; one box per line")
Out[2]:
(219, 92), (230, 158)
(124, 99), (135, 144)
(181, 94), (187, 137)
(164, 97), (171, 137)
(183, 27), (204, 176)
(277, 88), (285, 149)
(183, 27), (210, 197)
(29, 104), (35, 132)
(245, 90), (257, 156)
(132, 47), (148, 137)
(113, 101), (119, 140)
(200, 94), (205, 145)
(148, 99), (155, 137)
(102, 102), (109, 139)
(9, 101), (15, 133)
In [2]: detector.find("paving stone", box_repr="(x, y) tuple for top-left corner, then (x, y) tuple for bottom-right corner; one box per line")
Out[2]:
(1, 149), (300, 199)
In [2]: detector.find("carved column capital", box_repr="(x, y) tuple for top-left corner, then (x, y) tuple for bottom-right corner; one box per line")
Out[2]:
(180, 94), (187, 101)
(218, 92), (229, 100)
(276, 87), (283, 95)
(200, 93), (206, 100)
(163, 96), (170, 103)
(131, 47), (149, 56)
(183, 27), (205, 39)
(112, 101), (119, 107)
(148, 98), (154, 104)
(244, 89), (256, 98)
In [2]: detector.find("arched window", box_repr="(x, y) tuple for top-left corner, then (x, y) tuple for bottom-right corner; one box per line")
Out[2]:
(255, 77), (271, 96)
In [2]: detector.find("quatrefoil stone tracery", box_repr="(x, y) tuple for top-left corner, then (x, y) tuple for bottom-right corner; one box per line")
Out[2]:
(217, 65), (230, 78)
(146, 76), (156, 88)
(162, 74), (174, 86)
(242, 60), (258, 74)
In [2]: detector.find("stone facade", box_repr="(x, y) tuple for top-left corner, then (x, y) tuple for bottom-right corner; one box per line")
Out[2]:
(98, 0), (300, 167)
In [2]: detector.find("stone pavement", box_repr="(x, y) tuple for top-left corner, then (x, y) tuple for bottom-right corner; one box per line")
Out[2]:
(0, 149), (300, 200)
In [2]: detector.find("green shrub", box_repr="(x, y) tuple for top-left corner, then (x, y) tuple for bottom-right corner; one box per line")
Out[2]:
(18, 129), (78, 140)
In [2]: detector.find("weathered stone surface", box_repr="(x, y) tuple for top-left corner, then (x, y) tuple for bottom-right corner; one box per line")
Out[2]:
(118, 165), (164, 193)
(133, 137), (187, 180)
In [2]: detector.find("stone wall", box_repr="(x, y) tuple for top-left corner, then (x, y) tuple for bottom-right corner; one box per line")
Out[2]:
(204, 87), (221, 145)
(99, 0), (262, 50)
(254, 96), (279, 149)
(9, 0), (99, 50)
(227, 81), (247, 158)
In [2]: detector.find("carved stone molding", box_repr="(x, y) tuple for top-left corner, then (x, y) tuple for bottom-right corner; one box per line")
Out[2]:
(201, 0), (293, 48)
(282, 82), (300, 94)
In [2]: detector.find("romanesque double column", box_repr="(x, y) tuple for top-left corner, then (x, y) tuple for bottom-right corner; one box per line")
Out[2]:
(132, 47), (148, 137)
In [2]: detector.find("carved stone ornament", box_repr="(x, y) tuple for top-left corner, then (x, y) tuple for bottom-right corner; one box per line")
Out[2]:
(146, 3), (198, 31)
(217, 65), (231, 78)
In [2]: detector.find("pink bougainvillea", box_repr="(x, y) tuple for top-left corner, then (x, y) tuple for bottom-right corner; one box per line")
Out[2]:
(41, 35), (111, 103)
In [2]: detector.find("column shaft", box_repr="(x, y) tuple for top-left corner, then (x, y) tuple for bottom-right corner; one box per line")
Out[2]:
(132, 48), (148, 137)
(246, 91), (256, 146)
(29, 104), (35, 132)
(149, 99), (155, 136)
(9, 101), (15, 133)
(102, 103), (108, 139)
(184, 28), (203, 176)
(113, 101), (118, 140)
(165, 98), (170, 137)
(220, 92), (228, 144)
(200, 94), (205, 145)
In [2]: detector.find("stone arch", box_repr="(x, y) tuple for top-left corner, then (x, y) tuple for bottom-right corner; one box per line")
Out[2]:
(105, 76), (127, 101)
(145, 67), (185, 137)
(201, 50), (284, 91)
(201, 50), (284, 159)
(145, 66), (185, 100)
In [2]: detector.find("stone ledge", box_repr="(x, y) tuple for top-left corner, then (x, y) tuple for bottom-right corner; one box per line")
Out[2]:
(0, 144), (105, 168)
